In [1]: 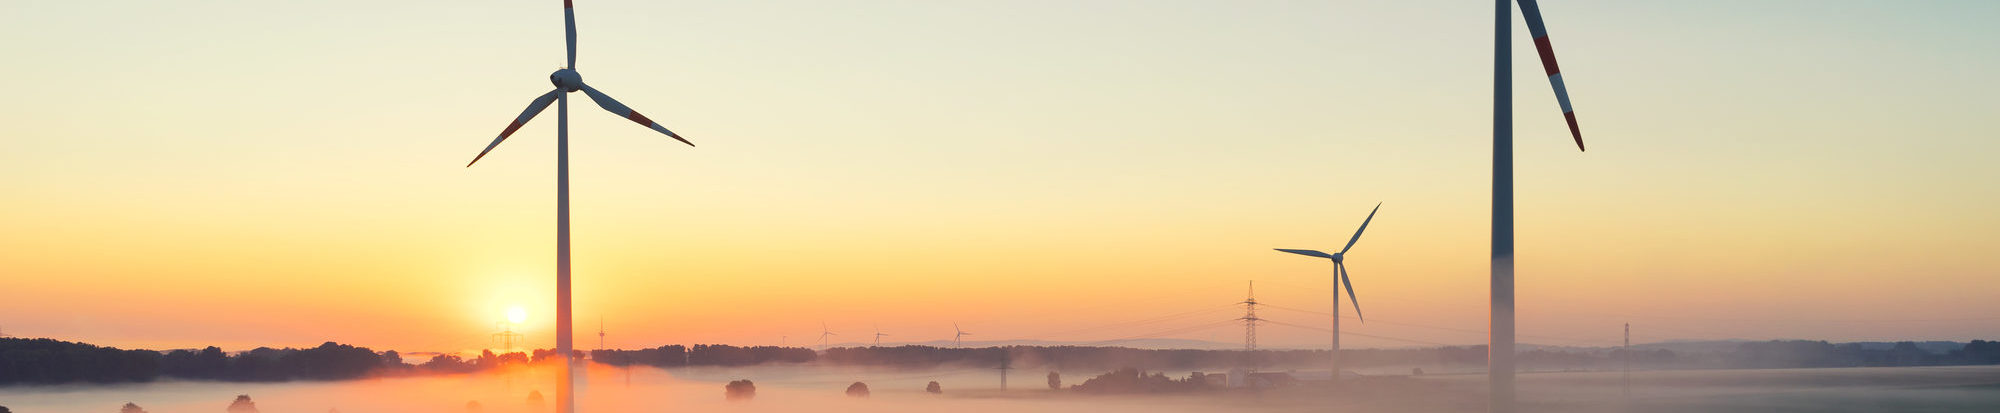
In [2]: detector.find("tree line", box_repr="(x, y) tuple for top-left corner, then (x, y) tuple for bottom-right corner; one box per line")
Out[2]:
(7, 337), (2000, 385)
(0, 338), (398, 384)
(589, 344), (814, 367)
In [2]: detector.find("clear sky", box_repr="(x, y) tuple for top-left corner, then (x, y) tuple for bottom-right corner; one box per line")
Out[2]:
(2, 0), (1997, 354)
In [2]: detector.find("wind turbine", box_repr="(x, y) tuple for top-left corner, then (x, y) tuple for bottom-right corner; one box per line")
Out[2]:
(1489, 1), (1589, 410)
(818, 323), (837, 351)
(1275, 202), (1380, 379)
(463, 2), (697, 412)
(953, 323), (972, 348)
(873, 324), (889, 347)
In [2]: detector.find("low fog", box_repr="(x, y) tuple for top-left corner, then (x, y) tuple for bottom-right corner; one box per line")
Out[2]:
(6, 362), (2000, 412)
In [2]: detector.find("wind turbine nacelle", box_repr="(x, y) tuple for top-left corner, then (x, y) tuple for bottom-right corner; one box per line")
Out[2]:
(550, 69), (584, 92)
(1331, 253), (1344, 263)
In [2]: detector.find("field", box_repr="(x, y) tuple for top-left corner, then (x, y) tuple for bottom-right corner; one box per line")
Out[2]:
(5, 364), (1998, 412)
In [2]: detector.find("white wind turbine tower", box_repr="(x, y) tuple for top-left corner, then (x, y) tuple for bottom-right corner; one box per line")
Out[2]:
(953, 323), (972, 348)
(464, 2), (700, 412)
(1485, 1), (1590, 410)
(1275, 202), (1381, 379)
(817, 323), (837, 351)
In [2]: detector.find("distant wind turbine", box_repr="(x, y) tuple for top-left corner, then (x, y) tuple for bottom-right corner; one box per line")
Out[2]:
(873, 324), (890, 347)
(1487, 1), (1590, 410)
(953, 323), (972, 348)
(818, 322), (837, 351)
(1275, 202), (1381, 379)
(463, 2), (699, 412)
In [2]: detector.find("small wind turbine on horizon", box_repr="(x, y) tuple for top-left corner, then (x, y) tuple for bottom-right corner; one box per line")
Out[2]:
(1485, 1), (1591, 411)
(953, 323), (972, 348)
(873, 324), (889, 347)
(818, 323), (837, 351)
(1275, 202), (1381, 379)
(463, 1), (701, 412)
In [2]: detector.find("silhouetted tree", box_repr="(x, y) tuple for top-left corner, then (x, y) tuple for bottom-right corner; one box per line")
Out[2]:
(725, 379), (756, 401)
(594, 344), (814, 367)
(1047, 371), (1061, 389)
(846, 382), (870, 398)
(420, 354), (476, 373)
(1072, 368), (1206, 394)
(0, 338), (160, 384)
(226, 395), (258, 413)
(1960, 340), (2000, 364)
(121, 402), (147, 413)
(926, 381), (942, 394)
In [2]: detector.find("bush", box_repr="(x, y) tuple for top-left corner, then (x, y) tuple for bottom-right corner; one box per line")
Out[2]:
(725, 379), (756, 401)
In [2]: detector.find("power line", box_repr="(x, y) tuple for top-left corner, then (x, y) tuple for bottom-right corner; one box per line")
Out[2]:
(1258, 318), (1458, 347)
(492, 322), (525, 352)
(1024, 303), (1240, 340)
(1080, 319), (1242, 346)
(1261, 302), (1621, 346)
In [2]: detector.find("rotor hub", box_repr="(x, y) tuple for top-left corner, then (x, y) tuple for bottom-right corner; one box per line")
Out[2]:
(1331, 253), (1344, 263)
(549, 69), (583, 92)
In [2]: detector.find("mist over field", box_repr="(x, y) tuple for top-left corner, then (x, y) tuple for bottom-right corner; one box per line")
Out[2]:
(6, 361), (2000, 413)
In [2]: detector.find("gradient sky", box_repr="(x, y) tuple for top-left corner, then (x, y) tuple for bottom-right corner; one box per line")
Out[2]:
(2, 0), (1997, 354)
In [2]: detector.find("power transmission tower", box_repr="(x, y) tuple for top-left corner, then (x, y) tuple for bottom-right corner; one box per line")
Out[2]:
(492, 322), (524, 352)
(1241, 281), (1260, 351)
(1241, 281), (1262, 372)
(1623, 323), (1631, 399)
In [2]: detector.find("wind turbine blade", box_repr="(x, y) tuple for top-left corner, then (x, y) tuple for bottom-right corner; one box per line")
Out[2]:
(563, 0), (577, 69)
(578, 84), (694, 146)
(1339, 202), (1382, 254)
(1339, 262), (1363, 322)
(1275, 249), (1336, 259)
(1516, 0), (1585, 151)
(467, 89), (563, 167)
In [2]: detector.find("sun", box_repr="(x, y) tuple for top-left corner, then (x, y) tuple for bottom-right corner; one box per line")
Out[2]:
(506, 306), (528, 325)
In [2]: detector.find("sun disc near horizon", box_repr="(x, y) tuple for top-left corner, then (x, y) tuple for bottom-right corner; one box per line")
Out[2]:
(506, 306), (527, 325)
